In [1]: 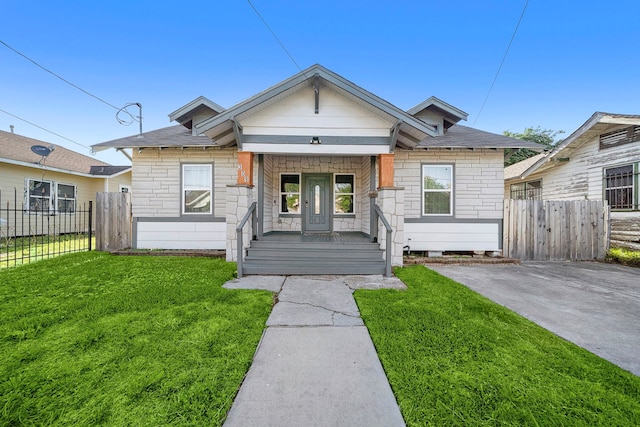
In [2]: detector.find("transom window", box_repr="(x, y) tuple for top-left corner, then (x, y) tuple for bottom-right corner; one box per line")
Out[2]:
(510, 180), (542, 200)
(182, 164), (212, 214)
(280, 174), (300, 214)
(422, 164), (453, 215)
(334, 174), (354, 214)
(604, 164), (636, 210)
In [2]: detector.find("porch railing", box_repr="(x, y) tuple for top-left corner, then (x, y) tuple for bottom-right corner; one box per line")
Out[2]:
(372, 204), (392, 277)
(236, 201), (257, 278)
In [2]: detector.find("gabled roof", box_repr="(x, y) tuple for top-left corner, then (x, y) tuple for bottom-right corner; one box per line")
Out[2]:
(418, 125), (545, 150)
(504, 112), (640, 181)
(192, 64), (438, 148)
(407, 96), (468, 128)
(168, 96), (225, 129)
(91, 125), (212, 151)
(0, 130), (129, 176)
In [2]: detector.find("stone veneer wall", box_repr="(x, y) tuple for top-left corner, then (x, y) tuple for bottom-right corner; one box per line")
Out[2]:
(131, 147), (237, 218)
(377, 187), (404, 266)
(225, 185), (255, 262)
(267, 155), (370, 233)
(395, 148), (504, 220)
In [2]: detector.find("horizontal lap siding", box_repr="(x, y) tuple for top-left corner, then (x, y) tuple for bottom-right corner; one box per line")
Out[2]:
(136, 221), (226, 250)
(405, 223), (500, 251)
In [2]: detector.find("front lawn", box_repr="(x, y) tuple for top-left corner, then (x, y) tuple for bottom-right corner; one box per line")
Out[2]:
(0, 253), (273, 426)
(355, 265), (640, 426)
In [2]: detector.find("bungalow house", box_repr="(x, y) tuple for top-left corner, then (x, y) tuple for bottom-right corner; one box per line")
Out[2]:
(92, 64), (539, 275)
(504, 112), (640, 249)
(0, 129), (131, 237)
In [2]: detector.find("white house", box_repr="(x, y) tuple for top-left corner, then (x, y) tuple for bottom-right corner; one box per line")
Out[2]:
(505, 112), (640, 249)
(93, 64), (539, 275)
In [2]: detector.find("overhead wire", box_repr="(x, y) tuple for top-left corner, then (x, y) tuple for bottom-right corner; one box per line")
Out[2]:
(0, 39), (121, 111)
(0, 108), (92, 151)
(473, 0), (530, 126)
(246, 0), (304, 73)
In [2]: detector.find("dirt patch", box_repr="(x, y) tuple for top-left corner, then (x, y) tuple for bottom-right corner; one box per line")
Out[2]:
(404, 255), (520, 265)
(110, 249), (226, 258)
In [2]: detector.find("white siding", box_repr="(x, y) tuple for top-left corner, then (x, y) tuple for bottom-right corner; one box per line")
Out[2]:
(136, 221), (226, 250)
(241, 86), (393, 137)
(405, 223), (500, 251)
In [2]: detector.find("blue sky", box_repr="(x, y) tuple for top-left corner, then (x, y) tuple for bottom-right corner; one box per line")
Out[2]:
(1, 0), (639, 166)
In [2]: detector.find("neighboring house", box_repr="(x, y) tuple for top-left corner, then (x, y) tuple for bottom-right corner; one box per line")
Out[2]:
(92, 64), (538, 272)
(504, 112), (640, 249)
(0, 129), (131, 236)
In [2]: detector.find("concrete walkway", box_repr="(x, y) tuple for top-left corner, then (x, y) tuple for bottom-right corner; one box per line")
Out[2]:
(222, 275), (407, 427)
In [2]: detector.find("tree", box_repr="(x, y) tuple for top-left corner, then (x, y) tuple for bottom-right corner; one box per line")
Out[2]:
(503, 126), (564, 167)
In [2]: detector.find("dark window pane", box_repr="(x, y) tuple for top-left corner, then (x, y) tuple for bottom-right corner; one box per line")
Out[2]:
(184, 190), (211, 213)
(424, 192), (451, 214)
(281, 175), (299, 192)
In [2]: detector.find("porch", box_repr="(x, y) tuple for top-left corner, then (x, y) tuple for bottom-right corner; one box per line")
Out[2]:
(239, 231), (388, 276)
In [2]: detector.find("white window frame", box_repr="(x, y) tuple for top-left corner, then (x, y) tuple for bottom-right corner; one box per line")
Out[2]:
(333, 173), (355, 215)
(25, 178), (54, 213)
(56, 183), (77, 213)
(422, 164), (454, 216)
(279, 173), (301, 214)
(182, 164), (213, 215)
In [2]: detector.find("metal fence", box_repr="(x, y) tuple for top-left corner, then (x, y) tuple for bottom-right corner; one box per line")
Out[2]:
(0, 189), (93, 268)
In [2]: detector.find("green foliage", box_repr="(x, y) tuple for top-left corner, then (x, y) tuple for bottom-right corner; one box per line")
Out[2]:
(503, 126), (564, 166)
(0, 253), (273, 426)
(606, 247), (640, 267)
(355, 265), (640, 426)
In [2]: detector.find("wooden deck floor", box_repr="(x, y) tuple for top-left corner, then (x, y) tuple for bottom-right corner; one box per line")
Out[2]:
(259, 231), (372, 243)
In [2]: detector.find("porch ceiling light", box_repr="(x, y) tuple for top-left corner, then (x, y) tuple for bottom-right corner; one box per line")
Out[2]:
(310, 136), (321, 144)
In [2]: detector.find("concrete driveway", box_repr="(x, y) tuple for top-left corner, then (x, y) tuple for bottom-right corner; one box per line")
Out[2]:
(428, 262), (640, 376)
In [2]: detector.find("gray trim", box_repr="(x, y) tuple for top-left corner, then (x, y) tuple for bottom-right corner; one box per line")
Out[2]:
(232, 119), (243, 149)
(243, 134), (389, 146)
(258, 154), (264, 238)
(132, 217), (138, 249)
(302, 173), (333, 233)
(421, 163), (455, 217)
(389, 120), (402, 152)
(168, 96), (225, 123)
(180, 162), (215, 218)
(313, 74), (320, 114)
(407, 96), (468, 121)
(136, 216), (226, 222)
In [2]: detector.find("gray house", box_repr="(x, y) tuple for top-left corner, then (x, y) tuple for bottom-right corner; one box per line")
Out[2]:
(93, 64), (538, 275)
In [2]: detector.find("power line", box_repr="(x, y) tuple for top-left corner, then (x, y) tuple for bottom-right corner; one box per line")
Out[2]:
(0, 108), (92, 151)
(473, 0), (530, 126)
(0, 39), (120, 111)
(246, 0), (303, 73)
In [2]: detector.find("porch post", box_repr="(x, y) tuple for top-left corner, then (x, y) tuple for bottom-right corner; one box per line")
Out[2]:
(226, 182), (255, 262)
(377, 153), (404, 267)
(237, 151), (254, 186)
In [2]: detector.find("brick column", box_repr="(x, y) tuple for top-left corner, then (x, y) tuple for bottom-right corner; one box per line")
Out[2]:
(226, 184), (254, 262)
(377, 187), (404, 266)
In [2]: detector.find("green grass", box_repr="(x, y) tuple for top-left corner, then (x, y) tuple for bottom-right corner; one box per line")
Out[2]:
(355, 265), (640, 426)
(0, 234), (94, 268)
(606, 247), (640, 267)
(0, 252), (273, 426)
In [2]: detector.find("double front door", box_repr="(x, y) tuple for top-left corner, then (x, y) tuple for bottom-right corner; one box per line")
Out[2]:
(303, 174), (331, 232)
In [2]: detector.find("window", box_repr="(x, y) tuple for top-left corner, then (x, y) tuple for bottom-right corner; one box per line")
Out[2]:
(57, 184), (76, 213)
(604, 165), (636, 210)
(280, 174), (300, 214)
(182, 164), (212, 214)
(27, 179), (53, 212)
(510, 180), (542, 200)
(422, 164), (453, 215)
(334, 174), (354, 214)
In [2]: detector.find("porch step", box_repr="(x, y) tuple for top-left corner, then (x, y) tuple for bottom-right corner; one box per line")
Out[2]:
(241, 238), (387, 275)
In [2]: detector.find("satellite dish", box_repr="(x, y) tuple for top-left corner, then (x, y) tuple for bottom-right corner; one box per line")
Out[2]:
(31, 145), (52, 157)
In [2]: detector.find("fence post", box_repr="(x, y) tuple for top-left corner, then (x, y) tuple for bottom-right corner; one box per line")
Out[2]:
(88, 201), (93, 251)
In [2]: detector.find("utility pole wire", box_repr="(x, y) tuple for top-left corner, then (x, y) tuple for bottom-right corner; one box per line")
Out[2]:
(0, 39), (120, 111)
(473, 0), (530, 126)
(246, 0), (303, 73)
(0, 108), (92, 151)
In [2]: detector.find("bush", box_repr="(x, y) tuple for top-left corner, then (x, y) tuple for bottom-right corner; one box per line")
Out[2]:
(606, 247), (640, 267)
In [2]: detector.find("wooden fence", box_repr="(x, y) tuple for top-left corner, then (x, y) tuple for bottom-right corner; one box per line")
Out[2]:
(96, 192), (132, 251)
(503, 200), (610, 261)
(610, 217), (640, 251)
